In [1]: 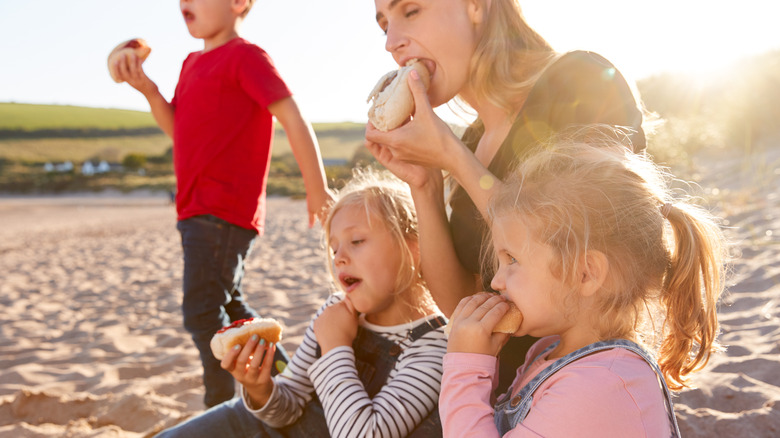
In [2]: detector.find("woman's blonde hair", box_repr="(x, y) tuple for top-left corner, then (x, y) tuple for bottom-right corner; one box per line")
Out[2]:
(488, 126), (728, 390)
(323, 168), (428, 303)
(464, 0), (557, 115)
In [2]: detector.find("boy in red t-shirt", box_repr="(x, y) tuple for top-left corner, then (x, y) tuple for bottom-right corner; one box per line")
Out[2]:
(113, 0), (332, 407)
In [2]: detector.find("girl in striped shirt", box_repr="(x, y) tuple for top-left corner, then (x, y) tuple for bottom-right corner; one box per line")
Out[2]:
(157, 170), (447, 438)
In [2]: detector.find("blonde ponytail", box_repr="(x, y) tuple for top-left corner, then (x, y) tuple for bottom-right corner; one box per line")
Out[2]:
(658, 203), (726, 390)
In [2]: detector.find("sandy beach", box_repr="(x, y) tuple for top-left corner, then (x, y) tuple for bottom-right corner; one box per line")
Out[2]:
(1, 147), (779, 437)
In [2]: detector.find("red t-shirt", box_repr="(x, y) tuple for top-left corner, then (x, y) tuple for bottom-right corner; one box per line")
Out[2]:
(171, 37), (292, 234)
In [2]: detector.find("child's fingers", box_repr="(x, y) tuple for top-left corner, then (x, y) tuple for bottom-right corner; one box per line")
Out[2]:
(450, 293), (490, 325)
(258, 342), (277, 381)
(342, 296), (358, 317)
(308, 211), (316, 228)
(248, 338), (268, 370)
(480, 298), (510, 330)
(228, 334), (260, 376)
(458, 292), (496, 320)
(220, 343), (243, 371)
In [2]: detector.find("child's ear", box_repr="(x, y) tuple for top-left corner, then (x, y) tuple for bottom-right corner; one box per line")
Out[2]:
(578, 250), (609, 297)
(231, 0), (249, 15)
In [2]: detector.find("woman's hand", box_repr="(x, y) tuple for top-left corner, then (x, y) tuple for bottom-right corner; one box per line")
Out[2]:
(313, 298), (359, 355)
(221, 335), (276, 408)
(365, 136), (442, 190)
(447, 292), (510, 356)
(364, 70), (462, 175)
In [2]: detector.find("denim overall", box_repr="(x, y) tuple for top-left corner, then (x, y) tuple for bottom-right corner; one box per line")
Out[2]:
(493, 339), (681, 437)
(295, 315), (447, 438)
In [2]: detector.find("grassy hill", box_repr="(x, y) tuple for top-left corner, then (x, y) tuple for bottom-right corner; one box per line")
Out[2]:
(0, 103), (365, 163)
(0, 103), (368, 194)
(0, 103), (159, 132)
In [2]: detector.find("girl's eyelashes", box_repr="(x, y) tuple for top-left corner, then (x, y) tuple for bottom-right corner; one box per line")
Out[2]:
(497, 251), (517, 265)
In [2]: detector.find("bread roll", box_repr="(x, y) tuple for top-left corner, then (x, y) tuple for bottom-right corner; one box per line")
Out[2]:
(492, 302), (524, 334)
(107, 38), (151, 83)
(444, 301), (523, 337)
(366, 59), (431, 131)
(210, 317), (283, 360)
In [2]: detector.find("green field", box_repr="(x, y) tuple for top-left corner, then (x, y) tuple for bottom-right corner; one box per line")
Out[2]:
(0, 102), (368, 193)
(0, 103), (365, 163)
(0, 102), (159, 131)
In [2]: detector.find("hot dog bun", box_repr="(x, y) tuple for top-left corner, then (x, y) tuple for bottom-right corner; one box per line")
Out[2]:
(210, 317), (283, 360)
(492, 302), (524, 334)
(107, 38), (151, 83)
(367, 59), (431, 131)
(444, 301), (523, 337)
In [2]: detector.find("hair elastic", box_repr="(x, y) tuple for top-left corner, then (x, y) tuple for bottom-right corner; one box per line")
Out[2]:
(661, 203), (673, 219)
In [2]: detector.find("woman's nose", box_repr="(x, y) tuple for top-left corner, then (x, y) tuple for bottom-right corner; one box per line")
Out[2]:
(384, 24), (408, 55)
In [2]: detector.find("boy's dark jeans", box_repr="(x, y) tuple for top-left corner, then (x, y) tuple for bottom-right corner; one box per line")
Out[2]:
(177, 215), (260, 407)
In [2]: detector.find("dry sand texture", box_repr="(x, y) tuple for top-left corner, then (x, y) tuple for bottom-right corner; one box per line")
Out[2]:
(0, 147), (779, 437)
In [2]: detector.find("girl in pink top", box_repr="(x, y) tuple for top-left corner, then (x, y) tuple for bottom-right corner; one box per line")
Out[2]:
(440, 127), (728, 437)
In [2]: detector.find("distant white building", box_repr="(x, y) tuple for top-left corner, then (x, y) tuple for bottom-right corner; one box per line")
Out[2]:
(81, 161), (95, 175)
(52, 161), (73, 172)
(81, 160), (114, 175)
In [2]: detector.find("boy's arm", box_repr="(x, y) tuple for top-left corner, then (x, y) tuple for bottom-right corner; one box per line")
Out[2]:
(115, 54), (175, 138)
(268, 96), (332, 226)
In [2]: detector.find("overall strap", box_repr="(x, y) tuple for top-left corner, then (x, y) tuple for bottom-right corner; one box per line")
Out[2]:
(387, 315), (447, 357)
(410, 316), (447, 341)
(499, 339), (681, 437)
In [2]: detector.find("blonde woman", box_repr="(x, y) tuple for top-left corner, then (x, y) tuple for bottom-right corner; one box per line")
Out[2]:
(366, 0), (647, 391)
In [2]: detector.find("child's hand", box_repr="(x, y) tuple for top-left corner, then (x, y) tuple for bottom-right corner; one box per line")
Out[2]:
(313, 298), (359, 355)
(113, 53), (158, 97)
(221, 334), (276, 408)
(447, 292), (510, 356)
(308, 188), (334, 228)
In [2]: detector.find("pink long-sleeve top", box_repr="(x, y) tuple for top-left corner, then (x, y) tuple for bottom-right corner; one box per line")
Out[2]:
(439, 336), (673, 437)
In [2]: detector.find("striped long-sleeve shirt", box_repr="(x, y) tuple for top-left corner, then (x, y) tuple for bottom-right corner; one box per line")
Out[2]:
(242, 293), (448, 437)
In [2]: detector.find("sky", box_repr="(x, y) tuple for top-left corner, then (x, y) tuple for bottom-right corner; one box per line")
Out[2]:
(1, 1), (779, 124)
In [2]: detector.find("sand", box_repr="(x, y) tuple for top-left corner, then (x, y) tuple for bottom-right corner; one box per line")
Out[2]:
(0, 147), (778, 437)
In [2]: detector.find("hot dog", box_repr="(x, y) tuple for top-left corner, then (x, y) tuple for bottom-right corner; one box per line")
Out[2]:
(444, 301), (524, 337)
(210, 317), (283, 360)
(367, 59), (431, 131)
(107, 38), (151, 83)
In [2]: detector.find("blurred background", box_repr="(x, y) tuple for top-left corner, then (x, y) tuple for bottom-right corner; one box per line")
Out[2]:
(1, 0), (779, 194)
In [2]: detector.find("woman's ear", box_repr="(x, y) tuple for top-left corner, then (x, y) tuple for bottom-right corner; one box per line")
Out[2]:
(579, 250), (609, 297)
(467, 0), (488, 27)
